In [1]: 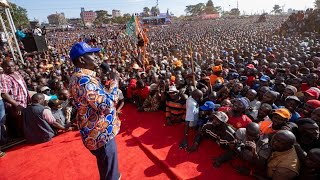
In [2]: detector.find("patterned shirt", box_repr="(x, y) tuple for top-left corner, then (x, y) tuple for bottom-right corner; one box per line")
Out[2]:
(0, 72), (29, 108)
(69, 68), (120, 150)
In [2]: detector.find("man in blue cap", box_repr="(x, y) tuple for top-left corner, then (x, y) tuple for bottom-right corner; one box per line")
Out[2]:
(69, 42), (121, 180)
(187, 101), (215, 153)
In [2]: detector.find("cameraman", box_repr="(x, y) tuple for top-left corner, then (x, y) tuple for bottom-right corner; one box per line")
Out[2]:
(213, 122), (271, 176)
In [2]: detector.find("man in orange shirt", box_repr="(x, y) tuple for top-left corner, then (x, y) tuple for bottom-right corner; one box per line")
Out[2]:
(209, 65), (224, 87)
(260, 108), (291, 136)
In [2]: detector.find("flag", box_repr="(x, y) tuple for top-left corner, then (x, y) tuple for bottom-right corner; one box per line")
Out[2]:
(126, 15), (149, 46)
(126, 15), (137, 42)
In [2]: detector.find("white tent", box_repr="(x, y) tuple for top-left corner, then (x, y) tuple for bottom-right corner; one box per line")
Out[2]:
(0, 0), (24, 63)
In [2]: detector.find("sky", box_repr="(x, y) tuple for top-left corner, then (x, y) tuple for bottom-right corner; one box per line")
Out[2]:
(11, 0), (315, 22)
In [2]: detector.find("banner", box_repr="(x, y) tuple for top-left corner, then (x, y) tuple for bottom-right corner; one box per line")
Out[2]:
(126, 15), (137, 43)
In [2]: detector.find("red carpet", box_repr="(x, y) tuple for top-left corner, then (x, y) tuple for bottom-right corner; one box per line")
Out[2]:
(0, 104), (251, 180)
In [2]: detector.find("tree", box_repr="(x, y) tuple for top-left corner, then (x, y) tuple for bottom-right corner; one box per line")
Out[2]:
(185, 3), (205, 16)
(272, 4), (282, 14)
(94, 10), (111, 25)
(315, 0), (320, 9)
(143, 7), (150, 16)
(230, 8), (240, 16)
(6, 2), (29, 27)
(150, 6), (160, 16)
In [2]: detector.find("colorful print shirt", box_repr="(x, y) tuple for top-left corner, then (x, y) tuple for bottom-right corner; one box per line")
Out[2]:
(69, 68), (120, 150)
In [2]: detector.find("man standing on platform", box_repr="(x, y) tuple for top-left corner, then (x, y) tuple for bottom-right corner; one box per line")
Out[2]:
(69, 42), (121, 180)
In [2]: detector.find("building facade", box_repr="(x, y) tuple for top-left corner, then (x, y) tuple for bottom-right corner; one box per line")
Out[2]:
(47, 12), (67, 27)
(112, 9), (121, 17)
(80, 8), (97, 27)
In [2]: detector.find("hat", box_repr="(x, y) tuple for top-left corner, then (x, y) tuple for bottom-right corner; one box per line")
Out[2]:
(304, 88), (320, 99)
(69, 42), (101, 61)
(213, 111), (228, 123)
(285, 85), (297, 94)
(200, 101), (215, 111)
(273, 108), (291, 120)
(40, 86), (50, 92)
(306, 100), (320, 109)
(285, 96), (301, 103)
(168, 85), (179, 93)
(212, 65), (223, 72)
(246, 64), (255, 69)
(238, 97), (250, 109)
(48, 99), (64, 107)
(150, 83), (158, 91)
(260, 75), (270, 82)
(132, 63), (140, 70)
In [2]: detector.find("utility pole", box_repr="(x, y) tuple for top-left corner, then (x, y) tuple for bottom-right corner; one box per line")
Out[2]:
(237, 0), (239, 9)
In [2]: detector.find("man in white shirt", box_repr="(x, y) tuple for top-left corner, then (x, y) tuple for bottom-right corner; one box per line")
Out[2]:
(179, 89), (203, 149)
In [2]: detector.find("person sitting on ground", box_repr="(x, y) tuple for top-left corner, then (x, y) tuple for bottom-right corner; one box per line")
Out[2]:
(48, 99), (72, 132)
(301, 100), (320, 118)
(248, 103), (272, 123)
(283, 96), (301, 123)
(165, 85), (186, 126)
(201, 111), (235, 156)
(187, 101), (215, 153)
(296, 118), (320, 153)
(135, 80), (150, 111)
(179, 89), (203, 149)
(299, 148), (320, 179)
(260, 108), (291, 136)
(261, 90), (278, 109)
(213, 122), (271, 176)
(142, 84), (160, 112)
(268, 130), (300, 180)
(23, 93), (69, 144)
(225, 97), (252, 129)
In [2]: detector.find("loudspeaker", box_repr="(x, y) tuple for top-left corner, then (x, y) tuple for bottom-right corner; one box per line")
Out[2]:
(22, 35), (48, 53)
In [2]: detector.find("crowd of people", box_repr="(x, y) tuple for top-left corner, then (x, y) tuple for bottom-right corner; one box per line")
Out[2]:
(0, 13), (320, 179)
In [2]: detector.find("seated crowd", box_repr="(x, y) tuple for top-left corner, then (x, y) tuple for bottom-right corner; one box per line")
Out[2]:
(0, 14), (319, 180)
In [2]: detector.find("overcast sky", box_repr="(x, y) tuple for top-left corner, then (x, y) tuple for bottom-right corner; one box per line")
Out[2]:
(11, 0), (315, 22)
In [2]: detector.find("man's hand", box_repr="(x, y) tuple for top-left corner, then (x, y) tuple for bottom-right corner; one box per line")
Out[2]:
(16, 105), (25, 116)
(245, 141), (258, 157)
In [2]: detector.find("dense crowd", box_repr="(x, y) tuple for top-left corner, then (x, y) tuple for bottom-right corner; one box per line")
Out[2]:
(0, 13), (320, 179)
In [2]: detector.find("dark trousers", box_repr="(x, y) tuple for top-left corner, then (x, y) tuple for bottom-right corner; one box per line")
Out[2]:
(6, 106), (24, 138)
(90, 138), (120, 180)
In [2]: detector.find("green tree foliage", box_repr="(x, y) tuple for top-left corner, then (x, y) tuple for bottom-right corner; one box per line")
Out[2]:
(186, 1), (221, 16)
(185, 3), (205, 16)
(150, 6), (160, 16)
(7, 2), (29, 27)
(272, 4), (282, 14)
(94, 10), (111, 25)
(111, 13), (131, 24)
(143, 7), (150, 16)
(315, 0), (320, 9)
(229, 8), (240, 16)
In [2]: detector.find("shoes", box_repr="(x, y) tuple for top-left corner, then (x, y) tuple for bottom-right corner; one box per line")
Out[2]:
(0, 151), (5, 158)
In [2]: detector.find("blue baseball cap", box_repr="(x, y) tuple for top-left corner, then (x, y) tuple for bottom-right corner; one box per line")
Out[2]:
(260, 75), (270, 82)
(69, 42), (101, 61)
(200, 101), (215, 111)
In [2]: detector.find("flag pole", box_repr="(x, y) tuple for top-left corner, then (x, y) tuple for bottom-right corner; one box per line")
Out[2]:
(189, 41), (195, 86)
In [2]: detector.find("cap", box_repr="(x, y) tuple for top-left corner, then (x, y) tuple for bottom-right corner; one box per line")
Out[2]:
(246, 64), (255, 69)
(200, 101), (215, 111)
(238, 97), (250, 109)
(212, 65), (223, 72)
(260, 75), (270, 82)
(132, 63), (140, 70)
(150, 83), (158, 91)
(304, 88), (320, 99)
(213, 111), (228, 123)
(285, 96), (301, 103)
(40, 86), (50, 92)
(306, 100), (320, 109)
(69, 42), (101, 61)
(168, 85), (179, 93)
(285, 85), (297, 94)
(273, 108), (291, 120)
